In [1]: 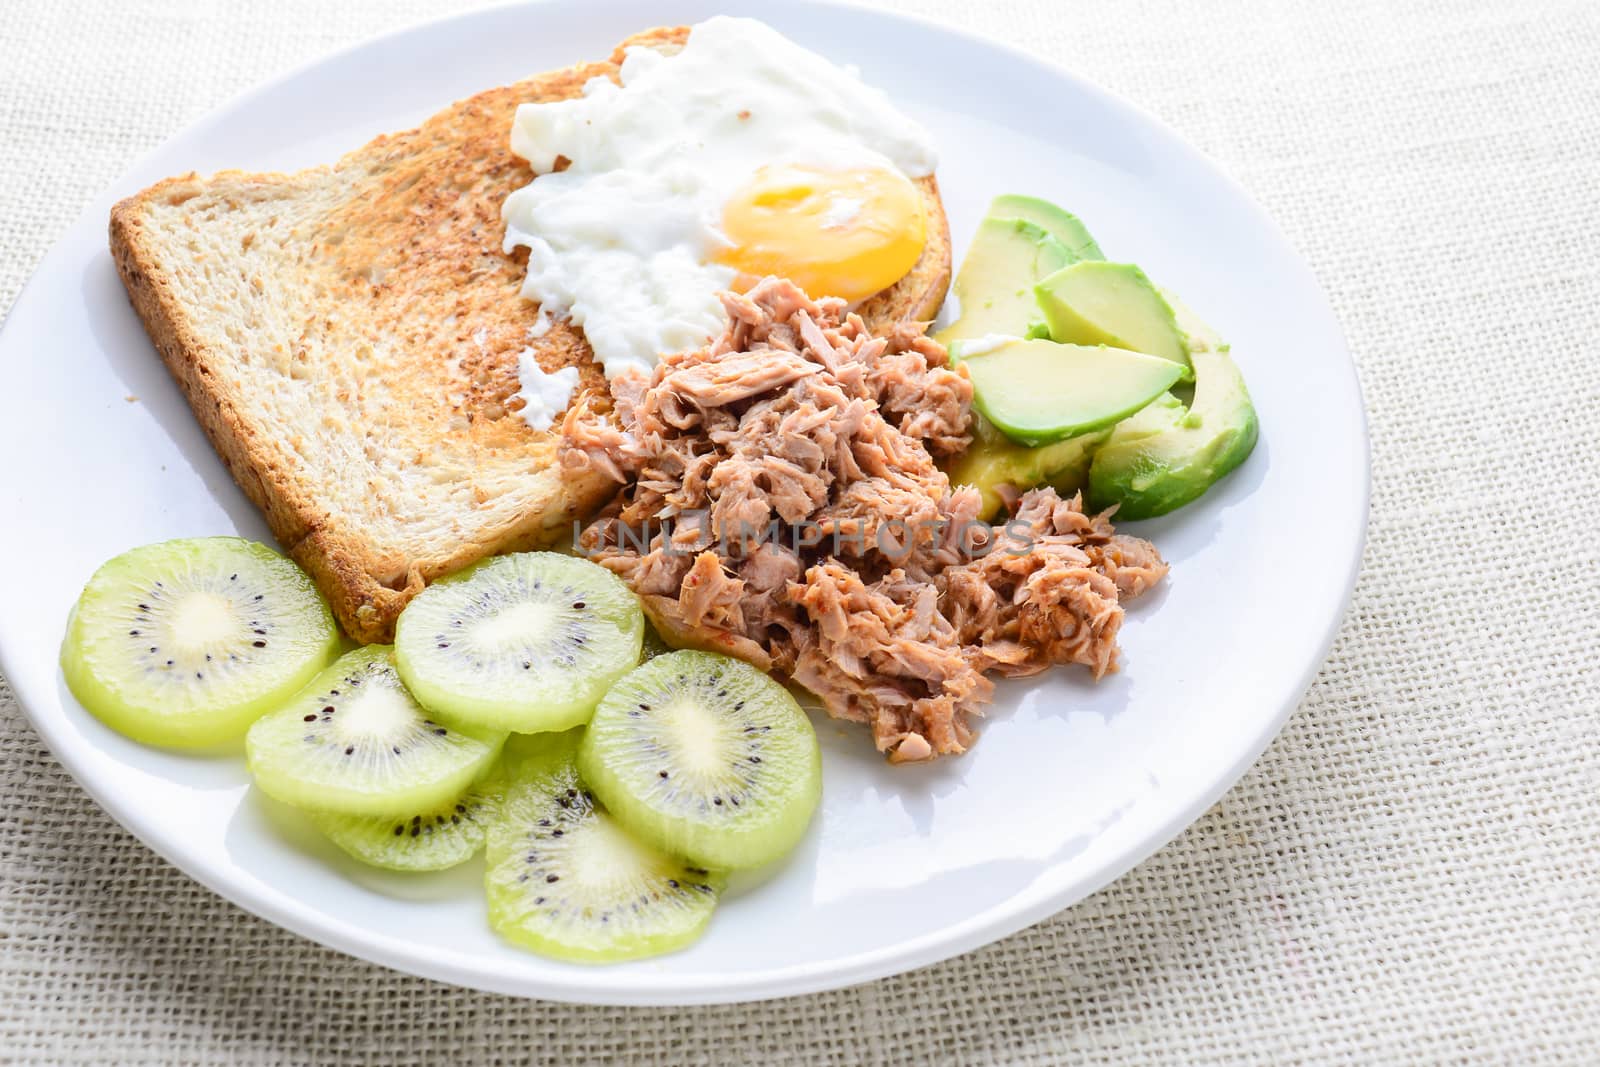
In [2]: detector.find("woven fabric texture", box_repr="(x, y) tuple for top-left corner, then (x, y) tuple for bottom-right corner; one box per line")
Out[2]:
(3, 0), (1599, 1063)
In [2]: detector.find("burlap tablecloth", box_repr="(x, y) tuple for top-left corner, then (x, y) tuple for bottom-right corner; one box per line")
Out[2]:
(4, 0), (1598, 1062)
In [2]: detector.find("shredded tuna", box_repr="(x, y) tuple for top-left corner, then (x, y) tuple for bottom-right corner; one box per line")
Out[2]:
(561, 276), (1164, 762)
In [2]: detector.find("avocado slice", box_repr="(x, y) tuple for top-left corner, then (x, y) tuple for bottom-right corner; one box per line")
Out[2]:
(1035, 261), (1193, 379)
(1102, 390), (1187, 444)
(1162, 288), (1224, 353)
(936, 218), (1072, 346)
(1088, 346), (1258, 519)
(989, 194), (1105, 261)
(943, 416), (1110, 519)
(960, 338), (1184, 447)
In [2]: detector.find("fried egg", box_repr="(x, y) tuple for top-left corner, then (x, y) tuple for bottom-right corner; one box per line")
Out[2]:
(502, 16), (936, 414)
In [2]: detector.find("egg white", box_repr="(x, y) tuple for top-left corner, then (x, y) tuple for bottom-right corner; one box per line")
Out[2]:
(501, 15), (937, 413)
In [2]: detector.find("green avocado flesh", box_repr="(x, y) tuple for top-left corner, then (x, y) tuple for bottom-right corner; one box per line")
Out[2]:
(935, 193), (1260, 518)
(943, 416), (1110, 519)
(960, 339), (1183, 447)
(1035, 261), (1193, 377)
(1104, 390), (1187, 443)
(988, 194), (1105, 261)
(936, 217), (1072, 345)
(1088, 347), (1259, 519)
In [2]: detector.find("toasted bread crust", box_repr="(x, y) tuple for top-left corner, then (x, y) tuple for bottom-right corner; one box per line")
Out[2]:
(109, 26), (951, 642)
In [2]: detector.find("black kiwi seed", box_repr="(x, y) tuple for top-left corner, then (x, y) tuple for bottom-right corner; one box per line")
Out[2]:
(572, 601), (585, 609)
(303, 714), (316, 723)
(546, 874), (559, 883)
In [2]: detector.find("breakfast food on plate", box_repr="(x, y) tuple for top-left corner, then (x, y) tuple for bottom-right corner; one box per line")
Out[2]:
(108, 18), (949, 645)
(578, 651), (822, 870)
(939, 217), (1074, 346)
(958, 339), (1182, 446)
(60, 537), (339, 748)
(70, 12), (1269, 965)
(934, 195), (1258, 519)
(485, 728), (724, 963)
(245, 645), (507, 816)
(394, 552), (644, 733)
(944, 413), (1112, 517)
(499, 17), (944, 385)
(1085, 299), (1260, 518)
(562, 278), (1169, 762)
(1035, 261), (1191, 368)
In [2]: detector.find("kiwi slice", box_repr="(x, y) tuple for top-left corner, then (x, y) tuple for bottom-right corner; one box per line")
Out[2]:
(309, 778), (501, 872)
(485, 729), (722, 963)
(578, 651), (822, 871)
(59, 537), (339, 748)
(246, 645), (505, 816)
(394, 552), (644, 733)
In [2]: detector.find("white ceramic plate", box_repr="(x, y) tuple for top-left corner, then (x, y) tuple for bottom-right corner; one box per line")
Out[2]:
(0, 0), (1367, 1004)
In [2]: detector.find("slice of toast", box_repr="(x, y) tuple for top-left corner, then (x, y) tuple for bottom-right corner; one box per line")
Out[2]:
(110, 26), (951, 643)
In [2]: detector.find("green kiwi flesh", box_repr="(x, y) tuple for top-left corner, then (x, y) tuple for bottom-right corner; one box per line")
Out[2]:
(59, 537), (338, 748)
(485, 729), (722, 963)
(310, 779), (501, 872)
(246, 646), (505, 816)
(578, 651), (822, 870)
(395, 552), (644, 733)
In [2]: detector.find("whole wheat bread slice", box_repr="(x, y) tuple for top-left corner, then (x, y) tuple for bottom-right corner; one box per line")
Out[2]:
(109, 26), (952, 643)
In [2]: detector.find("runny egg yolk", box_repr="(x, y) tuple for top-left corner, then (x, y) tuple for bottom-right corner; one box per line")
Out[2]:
(717, 164), (927, 303)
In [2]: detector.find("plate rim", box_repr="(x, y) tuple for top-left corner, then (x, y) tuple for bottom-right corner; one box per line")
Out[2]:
(0, 0), (1370, 1005)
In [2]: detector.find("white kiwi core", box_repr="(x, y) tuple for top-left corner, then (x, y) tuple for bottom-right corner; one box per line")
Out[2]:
(170, 591), (239, 651)
(470, 601), (557, 648)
